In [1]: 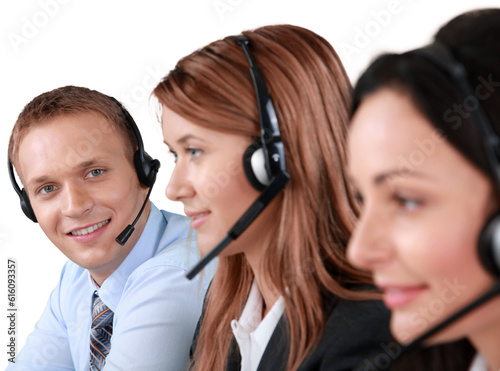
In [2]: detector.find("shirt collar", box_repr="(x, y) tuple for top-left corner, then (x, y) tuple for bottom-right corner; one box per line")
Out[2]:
(92, 202), (166, 310)
(231, 280), (286, 353)
(468, 353), (489, 371)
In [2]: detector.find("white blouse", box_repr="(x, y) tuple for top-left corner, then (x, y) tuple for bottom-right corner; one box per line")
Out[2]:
(231, 281), (286, 371)
(468, 353), (498, 371)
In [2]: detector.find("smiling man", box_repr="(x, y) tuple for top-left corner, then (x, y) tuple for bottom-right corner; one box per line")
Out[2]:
(7, 86), (213, 370)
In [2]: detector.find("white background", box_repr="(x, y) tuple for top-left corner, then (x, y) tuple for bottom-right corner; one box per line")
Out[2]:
(0, 0), (497, 368)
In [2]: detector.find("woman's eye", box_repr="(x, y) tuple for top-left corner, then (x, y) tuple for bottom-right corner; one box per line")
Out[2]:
(39, 185), (55, 195)
(394, 196), (421, 211)
(354, 191), (364, 205)
(169, 150), (178, 162)
(188, 148), (202, 159)
(87, 169), (104, 178)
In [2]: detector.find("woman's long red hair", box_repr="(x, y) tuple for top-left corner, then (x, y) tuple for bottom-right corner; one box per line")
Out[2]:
(153, 24), (376, 371)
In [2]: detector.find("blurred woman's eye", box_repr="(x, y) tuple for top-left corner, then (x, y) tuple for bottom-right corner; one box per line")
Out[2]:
(354, 191), (364, 205)
(393, 195), (423, 211)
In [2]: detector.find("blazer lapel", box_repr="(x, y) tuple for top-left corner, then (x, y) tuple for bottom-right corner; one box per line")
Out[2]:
(226, 337), (242, 371)
(257, 315), (289, 371)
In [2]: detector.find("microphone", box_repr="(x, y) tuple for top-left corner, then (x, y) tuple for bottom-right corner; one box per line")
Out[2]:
(185, 171), (290, 280)
(355, 281), (500, 370)
(115, 185), (154, 246)
(400, 280), (500, 354)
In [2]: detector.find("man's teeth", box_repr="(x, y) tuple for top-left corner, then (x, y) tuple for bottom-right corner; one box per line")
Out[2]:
(71, 220), (109, 236)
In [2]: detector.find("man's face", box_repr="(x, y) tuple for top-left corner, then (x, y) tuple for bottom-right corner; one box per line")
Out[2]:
(17, 113), (149, 285)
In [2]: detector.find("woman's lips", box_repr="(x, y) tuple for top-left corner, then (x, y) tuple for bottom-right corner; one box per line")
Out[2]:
(185, 211), (211, 230)
(378, 284), (428, 309)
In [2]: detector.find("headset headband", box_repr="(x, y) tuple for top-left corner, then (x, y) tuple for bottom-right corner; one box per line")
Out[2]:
(236, 35), (287, 180)
(413, 42), (500, 195)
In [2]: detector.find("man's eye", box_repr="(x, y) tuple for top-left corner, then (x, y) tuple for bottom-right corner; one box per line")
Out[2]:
(39, 185), (55, 195)
(88, 169), (104, 178)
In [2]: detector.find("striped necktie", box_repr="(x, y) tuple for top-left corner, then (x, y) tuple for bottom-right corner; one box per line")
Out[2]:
(90, 292), (114, 370)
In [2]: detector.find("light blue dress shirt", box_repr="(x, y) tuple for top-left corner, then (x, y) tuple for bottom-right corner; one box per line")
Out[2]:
(7, 203), (214, 371)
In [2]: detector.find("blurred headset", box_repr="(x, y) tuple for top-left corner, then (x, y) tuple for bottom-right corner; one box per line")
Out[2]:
(8, 96), (160, 245)
(414, 41), (500, 278)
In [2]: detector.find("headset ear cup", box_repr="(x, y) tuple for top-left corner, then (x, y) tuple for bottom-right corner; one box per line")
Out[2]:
(243, 143), (269, 191)
(8, 158), (37, 222)
(21, 188), (37, 223)
(478, 212), (500, 277)
(134, 150), (160, 188)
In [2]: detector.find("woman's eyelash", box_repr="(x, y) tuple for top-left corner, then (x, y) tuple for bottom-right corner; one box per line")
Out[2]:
(354, 191), (363, 204)
(168, 147), (202, 161)
(392, 195), (423, 211)
(169, 150), (178, 160)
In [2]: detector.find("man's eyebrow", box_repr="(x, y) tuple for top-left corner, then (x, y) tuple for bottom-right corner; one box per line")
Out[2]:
(77, 159), (101, 169)
(26, 158), (106, 190)
(27, 176), (50, 190)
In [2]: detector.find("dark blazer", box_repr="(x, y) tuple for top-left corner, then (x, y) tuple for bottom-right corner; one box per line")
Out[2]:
(192, 290), (393, 371)
(227, 295), (392, 371)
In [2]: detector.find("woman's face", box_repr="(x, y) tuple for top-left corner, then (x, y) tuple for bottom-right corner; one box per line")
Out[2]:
(347, 88), (499, 344)
(161, 106), (275, 260)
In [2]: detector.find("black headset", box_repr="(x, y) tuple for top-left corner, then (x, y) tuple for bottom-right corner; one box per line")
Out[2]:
(8, 159), (36, 222)
(8, 96), (160, 224)
(108, 97), (161, 188)
(237, 35), (287, 191)
(414, 42), (500, 278)
(186, 35), (290, 279)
